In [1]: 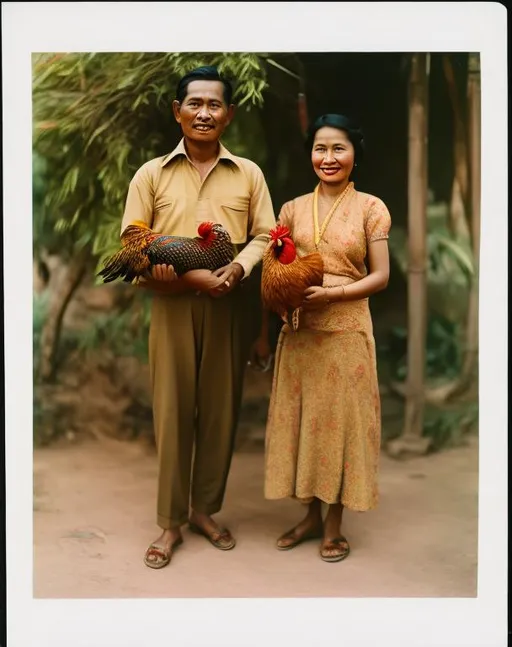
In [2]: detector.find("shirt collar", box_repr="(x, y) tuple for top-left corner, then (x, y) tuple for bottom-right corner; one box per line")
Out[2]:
(160, 138), (242, 170)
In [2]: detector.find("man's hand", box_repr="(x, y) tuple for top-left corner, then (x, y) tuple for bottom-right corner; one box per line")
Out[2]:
(137, 264), (184, 294)
(180, 269), (226, 293)
(151, 264), (178, 283)
(208, 263), (245, 298)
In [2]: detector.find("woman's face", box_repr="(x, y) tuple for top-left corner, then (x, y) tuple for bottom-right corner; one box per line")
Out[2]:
(311, 126), (355, 187)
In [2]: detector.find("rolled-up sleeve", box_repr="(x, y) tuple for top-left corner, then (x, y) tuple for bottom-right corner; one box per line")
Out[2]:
(233, 163), (276, 277)
(120, 164), (155, 236)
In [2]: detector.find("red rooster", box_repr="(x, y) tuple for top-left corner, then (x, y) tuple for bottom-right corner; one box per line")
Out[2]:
(261, 224), (324, 331)
(98, 220), (234, 284)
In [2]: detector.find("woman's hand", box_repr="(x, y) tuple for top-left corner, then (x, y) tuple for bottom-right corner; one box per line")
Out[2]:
(302, 286), (331, 311)
(251, 335), (272, 364)
(249, 335), (273, 372)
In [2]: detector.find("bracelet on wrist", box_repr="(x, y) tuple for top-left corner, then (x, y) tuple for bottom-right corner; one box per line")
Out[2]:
(325, 284), (346, 303)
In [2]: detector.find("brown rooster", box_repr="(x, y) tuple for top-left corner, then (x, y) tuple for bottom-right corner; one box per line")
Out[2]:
(261, 224), (324, 331)
(98, 220), (234, 284)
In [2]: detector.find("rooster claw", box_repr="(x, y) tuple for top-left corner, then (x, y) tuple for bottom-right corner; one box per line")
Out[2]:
(291, 308), (302, 332)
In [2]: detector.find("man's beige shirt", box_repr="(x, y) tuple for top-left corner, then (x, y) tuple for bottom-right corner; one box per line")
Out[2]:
(120, 139), (276, 277)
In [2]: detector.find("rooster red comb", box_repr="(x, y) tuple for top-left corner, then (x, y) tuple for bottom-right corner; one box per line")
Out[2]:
(197, 221), (216, 238)
(269, 224), (291, 241)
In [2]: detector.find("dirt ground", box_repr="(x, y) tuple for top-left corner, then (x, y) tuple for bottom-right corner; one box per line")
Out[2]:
(33, 431), (478, 599)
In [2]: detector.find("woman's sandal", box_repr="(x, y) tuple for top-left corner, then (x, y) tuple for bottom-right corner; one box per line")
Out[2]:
(320, 535), (350, 563)
(276, 525), (324, 551)
(143, 536), (183, 569)
(188, 522), (236, 551)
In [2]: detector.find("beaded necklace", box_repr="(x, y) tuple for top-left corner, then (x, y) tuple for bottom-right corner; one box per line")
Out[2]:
(312, 182), (353, 248)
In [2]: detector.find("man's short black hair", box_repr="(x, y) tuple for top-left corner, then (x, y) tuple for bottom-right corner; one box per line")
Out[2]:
(175, 65), (234, 106)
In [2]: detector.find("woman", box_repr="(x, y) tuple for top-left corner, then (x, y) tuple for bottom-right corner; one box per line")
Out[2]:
(254, 113), (391, 563)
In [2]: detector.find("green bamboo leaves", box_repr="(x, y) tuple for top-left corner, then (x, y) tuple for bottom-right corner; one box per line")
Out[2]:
(32, 52), (274, 267)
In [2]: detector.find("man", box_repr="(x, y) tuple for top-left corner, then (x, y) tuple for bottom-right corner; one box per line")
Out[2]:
(120, 66), (276, 569)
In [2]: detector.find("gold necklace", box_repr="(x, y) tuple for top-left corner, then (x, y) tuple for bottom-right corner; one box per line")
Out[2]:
(313, 182), (352, 248)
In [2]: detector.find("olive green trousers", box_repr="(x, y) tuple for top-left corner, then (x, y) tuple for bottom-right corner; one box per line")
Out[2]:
(148, 288), (252, 530)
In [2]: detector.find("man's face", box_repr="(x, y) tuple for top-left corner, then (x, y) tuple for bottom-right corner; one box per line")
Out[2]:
(173, 80), (235, 143)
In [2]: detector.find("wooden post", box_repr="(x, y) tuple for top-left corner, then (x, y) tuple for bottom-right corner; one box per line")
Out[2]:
(388, 53), (431, 457)
(298, 92), (309, 139)
(396, 54), (480, 406)
(297, 56), (309, 138)
(419, 53), (481, 404)
(458, 53), (480, 391)
(442, 54), (470, 239)
(467, 54), (481, 259)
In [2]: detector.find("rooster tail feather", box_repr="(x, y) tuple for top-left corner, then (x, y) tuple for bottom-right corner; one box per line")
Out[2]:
(97, 248), (128, 282)
(98, 245), (150, 283)
(98, 223), (153, 282)
(120, 222), (151, 247)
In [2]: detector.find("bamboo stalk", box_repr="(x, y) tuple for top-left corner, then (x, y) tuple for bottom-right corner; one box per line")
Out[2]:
(442, 55), (469, 218)
(457, 53), (480, 391)
(404, 53), (429, 437)
(298, 92), (309, 138)
(397, 53), (480, 405)
(387, 53), (431, 457)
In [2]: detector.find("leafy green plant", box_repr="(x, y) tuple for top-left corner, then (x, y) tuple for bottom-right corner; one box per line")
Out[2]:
(388, 201), (475, 325)
(69, 298), (151, 362)
(33, 291), (70, 446)
(384, 316), (463, 383)
(32, 52), (297, 377)
(33, 288), (152, 445)
(32, 52), (276, 271)
(423, 401), (478, 452)
(33, 291), (50, 378)
(378, 206), (479, 452)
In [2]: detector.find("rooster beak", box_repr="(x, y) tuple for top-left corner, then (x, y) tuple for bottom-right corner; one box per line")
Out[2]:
(276, 239), (283, 247)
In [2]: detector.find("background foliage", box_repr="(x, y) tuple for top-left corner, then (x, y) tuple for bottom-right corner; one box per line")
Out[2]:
(32, 52), (478, 451)
(32, 52), (276, 273)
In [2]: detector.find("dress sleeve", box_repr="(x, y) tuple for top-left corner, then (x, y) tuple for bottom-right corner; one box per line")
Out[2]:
(276, 200), (294, 231)
(364, 197), (391, 243)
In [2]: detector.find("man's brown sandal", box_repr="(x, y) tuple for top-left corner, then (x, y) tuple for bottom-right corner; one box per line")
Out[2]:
(276, 526), (323, 551)
(320, 535), (350, 563)
(143, 536), (183, 569)
(188, 522), (236, 551)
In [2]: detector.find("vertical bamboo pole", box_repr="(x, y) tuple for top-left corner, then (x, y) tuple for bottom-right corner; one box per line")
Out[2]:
(443, 54), (470, 239)
(388, 53), (431, 457)
(467, 54), (481, 263)
(400, 54), (480, 406)
(298, 92), (309, 138)
(460, 53), (481, 390)
(296, 56), (309, 138)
